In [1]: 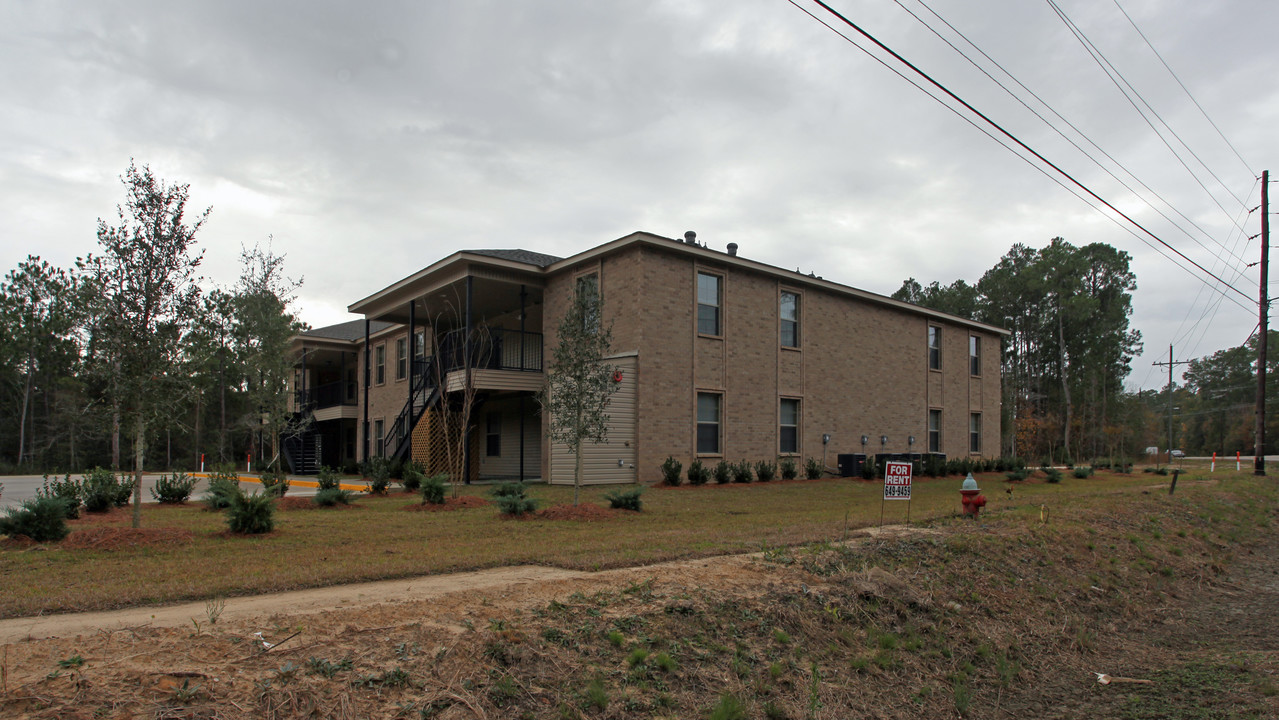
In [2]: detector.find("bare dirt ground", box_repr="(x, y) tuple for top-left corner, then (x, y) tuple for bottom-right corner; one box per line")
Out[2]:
(2, 517), (1276, 719)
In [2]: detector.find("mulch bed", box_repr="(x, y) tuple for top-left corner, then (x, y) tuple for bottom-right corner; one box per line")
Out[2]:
(62, 526), (194, 550)
(526, 503), (621, 521)
(403, 496), (491, 512)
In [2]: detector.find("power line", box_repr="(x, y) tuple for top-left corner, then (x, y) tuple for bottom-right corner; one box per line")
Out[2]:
(1111, 0), (1255, 176)
(796, 0), (1256, 306)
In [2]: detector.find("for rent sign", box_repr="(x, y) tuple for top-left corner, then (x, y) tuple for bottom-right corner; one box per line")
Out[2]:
(884, 461), (912, 500)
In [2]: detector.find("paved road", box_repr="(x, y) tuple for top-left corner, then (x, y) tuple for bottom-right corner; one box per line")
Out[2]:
(0, 472), (325, 509)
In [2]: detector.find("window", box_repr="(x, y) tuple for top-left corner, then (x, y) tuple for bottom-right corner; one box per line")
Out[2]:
(375, 344), (386, 384)
(414, 330), (426, 361)
(928, 326), (941, 370)
(697, 393), (721, 454)
(780, 291), (799, 348)
(396, 337), (407, 381)
(780, 398), (800, 454)
(969, 335), (981, 376)
(697, 272), (721, 335)
(345, 368), (357, 402)
(969, 413), (982, 454)
(486, 412), (501, 457)
(373, 419), (385, 457)
(928, 409), (942, 453)
(577, 274), (600, 332)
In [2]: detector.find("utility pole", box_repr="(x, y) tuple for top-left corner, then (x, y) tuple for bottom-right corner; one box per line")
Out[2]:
(1256, 169), (1270, 476)
(1152, 344), (1190, 467)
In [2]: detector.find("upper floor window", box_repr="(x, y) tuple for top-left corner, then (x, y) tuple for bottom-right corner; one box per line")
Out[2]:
(375, 344), (386, 385)
(779, 398), (800, 454)
(396, 337), (408, 381)
(928, 409), (942, 453)
(780, 291), (799, 348)
(969, 335), (981, 376)
(697, 392), (722, 454)
(697, 272), (721, 335)
(414, 330), (426, 361)
(576, 273), (600, 333)
(928, 326), (941, 370)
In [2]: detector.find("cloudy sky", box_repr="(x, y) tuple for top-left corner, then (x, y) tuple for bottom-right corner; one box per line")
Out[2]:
(3, 0), (1275, 390)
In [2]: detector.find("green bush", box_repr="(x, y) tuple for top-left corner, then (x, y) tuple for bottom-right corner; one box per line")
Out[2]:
(82, 467), (133, 513)
(603, 487), (643, 511)
(421, 473), (448, 505)
(1044, 467), (1063, 483)
(1072, 466), (1093, 479)
(1006, 468), (1030, 482)
(364, 457), (391, 495)
(313, 487), (354, 506)
(226, 491), (275, 534)
(259, 465), (289, 498)
(492, 483), (537, 516)
(660, 456), (683, 486)
(316, 466), (342, 491)
(204, 469), (242, 511)
(804, 457), (823, 479)
(687, 460), (709, 486)
(712, 460), (732, 484)
(38, 473), (81, 519)
(861, 458), (878, 480)
(401, 466), (424, 492)
(731, 460), (753, 484)
(779, 458), (798, 480)
(0, 496), (70, 542)
(151, 470), (197, 504)
(754, 460), (776, 482)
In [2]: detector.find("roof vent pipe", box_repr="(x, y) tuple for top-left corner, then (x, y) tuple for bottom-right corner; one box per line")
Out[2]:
(684, 230), (697, 246)
(727, 242), (738, 257)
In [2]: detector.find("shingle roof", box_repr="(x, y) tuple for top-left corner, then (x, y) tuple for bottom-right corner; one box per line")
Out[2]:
(301, 319), (395, 342)
(464, 249), (562, 268)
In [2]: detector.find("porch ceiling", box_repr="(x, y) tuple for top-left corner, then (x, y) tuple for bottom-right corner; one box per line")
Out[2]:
(365, 275), (544, 328)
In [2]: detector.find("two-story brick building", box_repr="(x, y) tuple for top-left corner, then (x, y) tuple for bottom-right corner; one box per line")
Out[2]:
(289, 231), (1006, 484)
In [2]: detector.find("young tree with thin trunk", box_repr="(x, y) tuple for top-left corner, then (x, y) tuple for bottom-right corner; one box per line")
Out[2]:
(542, 277), (616, 506)
(84, 161), (208, 528)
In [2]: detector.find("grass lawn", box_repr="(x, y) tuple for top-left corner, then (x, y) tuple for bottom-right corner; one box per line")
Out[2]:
(0, 465), (1216, 618)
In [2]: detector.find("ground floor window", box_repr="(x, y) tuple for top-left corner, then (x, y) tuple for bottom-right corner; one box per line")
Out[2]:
(970, 413), (982, 454)
(780, 398), (799, 454)
(928, 409), (941, 453)
(486, 412), (502, 457)
(373, 419), (385, 457)
(697, 393), (721, 454)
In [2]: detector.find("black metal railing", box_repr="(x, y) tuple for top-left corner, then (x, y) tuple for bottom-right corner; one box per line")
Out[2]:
(438, 327), (543, 374)
(295, 381), (357, 411)
(389, 356), (439, 460)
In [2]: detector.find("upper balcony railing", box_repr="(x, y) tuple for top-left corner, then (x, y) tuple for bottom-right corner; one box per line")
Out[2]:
(438, 327), (543, 374)
(295, 381), (358, 411)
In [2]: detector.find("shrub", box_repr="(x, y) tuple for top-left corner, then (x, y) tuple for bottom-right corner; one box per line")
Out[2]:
(687, 460), (710, 486)
(603, 487), (643, 511)
(259, 465), (289, 498)
(861, 458), (878, 480)
(38, 473), (81, 519)
(804, 457), (823, 479)
(82, 467), (133, 513)
(779, 458), (798, 480)
(364, 457), (391, 495)
(151, 470), (197, 504)
(731, 460), (753, 484)
(204, 471), (242, 511)
(1006, 468), (1030, 482)
(754, 460), (776, 482)
(226, 491), (275, 534)
(313, 487), (353, 506)
(712, 460), (732, 484)
(1072, 466), (1093, 479)
(1044, 467), (1063, 483)
(316, 466), (342, 491)
(660, 456), (683, 486)
(0, 496), (70, 542)
(401, 466), (424, 492)
(421, 473), (448, 505)
(492, 483), (537, 516)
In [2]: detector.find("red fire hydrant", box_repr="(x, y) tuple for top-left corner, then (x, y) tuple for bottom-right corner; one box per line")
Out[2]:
(960, 474), (986, 519)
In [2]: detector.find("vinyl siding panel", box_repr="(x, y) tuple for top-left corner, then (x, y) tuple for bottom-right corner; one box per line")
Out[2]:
(549, 354), (638, 485)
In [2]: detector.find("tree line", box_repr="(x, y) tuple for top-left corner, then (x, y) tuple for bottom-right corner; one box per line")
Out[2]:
(0, 162), (304, 482)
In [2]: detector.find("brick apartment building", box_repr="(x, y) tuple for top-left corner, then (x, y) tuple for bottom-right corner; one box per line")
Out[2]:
(288, 231), (1007, 484)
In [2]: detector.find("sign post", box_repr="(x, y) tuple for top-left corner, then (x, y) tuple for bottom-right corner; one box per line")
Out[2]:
(880, 460), (914, 526)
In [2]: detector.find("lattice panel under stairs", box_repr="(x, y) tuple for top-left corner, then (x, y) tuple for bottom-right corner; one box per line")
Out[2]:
(410, 409), (479, 484)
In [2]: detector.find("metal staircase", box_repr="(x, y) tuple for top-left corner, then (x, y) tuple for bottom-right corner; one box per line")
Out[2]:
(389, 357), (439, 460)
(283, 431), (322, 474)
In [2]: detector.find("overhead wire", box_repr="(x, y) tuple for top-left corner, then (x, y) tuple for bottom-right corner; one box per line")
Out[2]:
(894, 0), (1253, 275)
(793, 0), (1256, 307)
